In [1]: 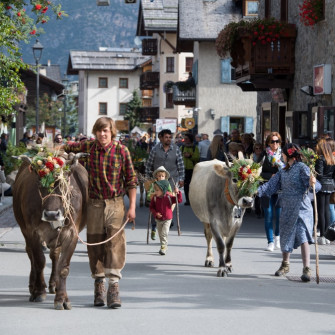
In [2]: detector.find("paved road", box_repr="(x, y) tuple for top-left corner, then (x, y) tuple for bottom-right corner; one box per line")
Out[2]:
(1, 193), (335, 335)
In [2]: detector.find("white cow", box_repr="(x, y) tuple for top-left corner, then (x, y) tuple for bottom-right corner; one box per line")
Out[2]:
(189, 158), (260, 277)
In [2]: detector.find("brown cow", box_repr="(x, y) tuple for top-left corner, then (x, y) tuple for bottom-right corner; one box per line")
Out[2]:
(13, 153), (88, 310)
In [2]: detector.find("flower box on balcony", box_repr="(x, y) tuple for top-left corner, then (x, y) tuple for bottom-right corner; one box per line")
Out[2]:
(216, 19), (297, 91)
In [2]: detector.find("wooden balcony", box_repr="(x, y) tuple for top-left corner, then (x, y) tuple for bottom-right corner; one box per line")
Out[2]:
(140, 72), (159, 90)
(172, 86), (196, 107)
(142, 39), (158, 55)
(232, 24), (297, 91)
(137, 107), (159, 123)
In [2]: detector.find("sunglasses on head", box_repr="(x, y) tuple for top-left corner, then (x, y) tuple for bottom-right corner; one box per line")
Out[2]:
(270, 140), (280, 144)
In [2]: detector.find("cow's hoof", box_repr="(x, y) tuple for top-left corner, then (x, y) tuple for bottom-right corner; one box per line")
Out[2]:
(49, 285), (56, 294)
(217, 268), (229, 277)
(227, 265), (233, 273)
(205, 260), (214, 267)
(32, 293), (46, 302)
(54, 301), (72, 310)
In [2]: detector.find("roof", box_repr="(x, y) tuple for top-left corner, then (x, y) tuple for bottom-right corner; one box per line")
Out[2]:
(67, 49), (151, 75)
(40, 64), (62, 83)
(178, 0), (242, 41)
(136, 0), (178, 36)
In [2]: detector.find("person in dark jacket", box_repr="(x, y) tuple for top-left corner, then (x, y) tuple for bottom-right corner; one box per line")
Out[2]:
(260, 132), (285, 252)
(315, 138), (335, 244)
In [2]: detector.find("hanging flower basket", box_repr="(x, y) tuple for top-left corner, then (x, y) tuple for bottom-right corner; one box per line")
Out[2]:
(216, 18), (293, 60)
(299, 0), (324, 27)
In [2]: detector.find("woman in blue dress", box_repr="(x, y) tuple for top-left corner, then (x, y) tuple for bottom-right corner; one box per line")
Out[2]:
(257, 143), (321, 282)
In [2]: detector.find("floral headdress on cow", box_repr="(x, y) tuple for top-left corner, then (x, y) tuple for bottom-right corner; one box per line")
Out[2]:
(30, 147), (70, 192)
(230, 159), (264, 197)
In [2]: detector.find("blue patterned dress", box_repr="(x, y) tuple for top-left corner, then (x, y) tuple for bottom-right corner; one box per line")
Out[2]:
(257, 162), (321, 253)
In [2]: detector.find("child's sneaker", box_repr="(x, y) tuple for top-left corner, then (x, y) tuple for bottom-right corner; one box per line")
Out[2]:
(151, 230), (156, 240)
(159, 245), (167, 255)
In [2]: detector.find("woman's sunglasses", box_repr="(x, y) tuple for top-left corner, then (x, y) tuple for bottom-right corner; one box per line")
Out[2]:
(270, 140), (280, 144)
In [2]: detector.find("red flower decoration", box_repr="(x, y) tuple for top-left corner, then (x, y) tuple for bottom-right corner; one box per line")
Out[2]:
(299, 0), (324, 27)
(42, 7), (48, 13)
(6, 6), (12, 9)
(39, 170), (46, 178)
(17, 12), (21, 16)
(287, 147), (296, 156)
(45, 162), (54, 171)
(54, 157), (64, 167)
(35, 4), (42, 10)
(29, 30), (36, 35)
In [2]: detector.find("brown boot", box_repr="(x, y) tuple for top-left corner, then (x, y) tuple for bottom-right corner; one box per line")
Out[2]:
(107, 282), (121, 309)
(275, 261), (290, 277)
(94, 278), (106, 306)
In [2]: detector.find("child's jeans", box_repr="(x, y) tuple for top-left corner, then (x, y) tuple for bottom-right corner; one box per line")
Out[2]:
(156, 219), (172, 247)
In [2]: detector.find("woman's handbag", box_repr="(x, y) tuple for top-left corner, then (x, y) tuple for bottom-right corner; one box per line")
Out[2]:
(324, 222), (335, 241)
(330, 192), (335, 204)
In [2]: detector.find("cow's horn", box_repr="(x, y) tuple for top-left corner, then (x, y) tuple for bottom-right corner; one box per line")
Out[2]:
(238, 151), (244, 160)
(72, 153), (89, 165)
(223, 152), (231, 167)
(15, 155), (32, 164)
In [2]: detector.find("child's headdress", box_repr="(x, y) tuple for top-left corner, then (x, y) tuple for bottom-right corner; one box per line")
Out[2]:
(154, 180), (170, 195)
(153, 166), (170, 179)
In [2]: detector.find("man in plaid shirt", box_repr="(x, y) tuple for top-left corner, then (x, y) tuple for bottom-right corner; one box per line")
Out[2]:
(63, 117), (137, 309)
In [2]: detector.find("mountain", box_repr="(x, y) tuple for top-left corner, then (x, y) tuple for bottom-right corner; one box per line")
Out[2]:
(21, 0), (140, 78)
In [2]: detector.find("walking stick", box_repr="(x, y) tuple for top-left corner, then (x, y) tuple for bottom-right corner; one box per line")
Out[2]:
(172, 179), (181, 236)
(147, 211), (151, 244)
(312, 183), (320, 284)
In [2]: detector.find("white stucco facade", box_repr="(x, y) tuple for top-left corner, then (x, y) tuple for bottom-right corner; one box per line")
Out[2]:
(78, 68), (142, 137)
(194, 41), (258, 138)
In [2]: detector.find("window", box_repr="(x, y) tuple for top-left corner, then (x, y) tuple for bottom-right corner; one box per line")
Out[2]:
(119, 78), (128, 88)
(221, 59), (236, 83)
(185, 57), (193, 73)
(166, 92), (173, 109)
(280, 0), (288, 22)
(166, 57), (174, 73)
(99, 77), (108, 88)
(119, 103), (127, 115)
(99, 102), (107, 115)
(243, 0), (259, 16)
(265, 0), (271, 18)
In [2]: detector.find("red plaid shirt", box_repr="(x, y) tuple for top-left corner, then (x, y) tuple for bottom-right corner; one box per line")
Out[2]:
(64, 140), (137, 199)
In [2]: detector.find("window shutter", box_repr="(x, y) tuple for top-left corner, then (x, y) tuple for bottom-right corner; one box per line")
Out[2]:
(245, 117), (254, 133)
(192, 60), (198, 85)
(220, 116), (230, 133)
(221, 59), (231, 83)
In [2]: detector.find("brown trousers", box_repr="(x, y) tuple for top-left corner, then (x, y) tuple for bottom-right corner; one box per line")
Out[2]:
(86, 197), (126, 280)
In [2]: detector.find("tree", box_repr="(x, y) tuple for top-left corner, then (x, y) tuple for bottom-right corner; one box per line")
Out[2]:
(125, 90), (142, 130)
(0, 1), (65, 117)
(124, 90), (142, 130)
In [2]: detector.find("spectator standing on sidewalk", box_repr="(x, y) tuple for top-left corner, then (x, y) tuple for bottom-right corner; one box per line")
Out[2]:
(315, 138), (335, 245)
(180, 133), (199, 205)
(198, 133), (211, 162)
(260, 132), (284, 252)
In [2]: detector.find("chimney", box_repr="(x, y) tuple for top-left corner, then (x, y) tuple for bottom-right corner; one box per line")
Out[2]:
(47, 60), (51, 66)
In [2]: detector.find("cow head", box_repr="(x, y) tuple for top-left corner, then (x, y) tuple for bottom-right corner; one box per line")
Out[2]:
(17, 152), (88, 229)
(213, 163), (254, 209)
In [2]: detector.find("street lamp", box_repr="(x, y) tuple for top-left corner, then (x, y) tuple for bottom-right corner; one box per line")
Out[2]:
(32, 40), (44, 134)
(61, 73), (69, 136)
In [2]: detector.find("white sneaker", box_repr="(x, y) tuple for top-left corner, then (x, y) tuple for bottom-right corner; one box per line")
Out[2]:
(325, 238), (330, 244)
(265, 242), (274, 252)
(317, 237), (326, 245)
(274, 236), (280, 249)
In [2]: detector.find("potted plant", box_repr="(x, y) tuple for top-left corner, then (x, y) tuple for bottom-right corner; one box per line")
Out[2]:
(215, 18), (295, 65)
(299, 0), (324, 27)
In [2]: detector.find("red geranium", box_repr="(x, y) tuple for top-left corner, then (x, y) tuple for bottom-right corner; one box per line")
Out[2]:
(45, 162), (54, 171)
(35, 4), (42, 10)
(299, 0), (324, 27)
(29, 30), (36, 35)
